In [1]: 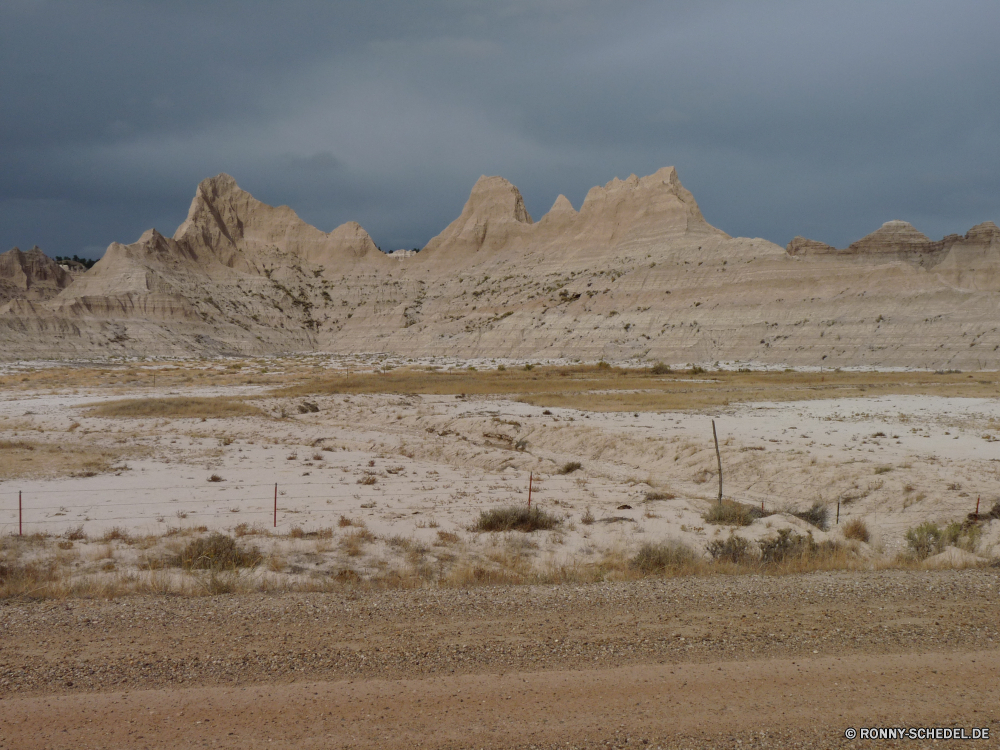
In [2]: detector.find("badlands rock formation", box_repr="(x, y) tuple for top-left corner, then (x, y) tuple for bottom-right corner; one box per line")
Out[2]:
(1, 167), (998, 367)
(0, 246), (73, 305)
(788, 220), (1000, 267)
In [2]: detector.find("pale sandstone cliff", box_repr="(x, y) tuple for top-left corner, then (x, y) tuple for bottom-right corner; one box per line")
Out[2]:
(2, 169), (999, 368)
(0, 246), (73, 304)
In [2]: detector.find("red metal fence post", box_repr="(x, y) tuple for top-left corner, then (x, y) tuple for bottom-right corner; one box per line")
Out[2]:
(274, 483), (278, 528)
(527, 473), (532, 510)
(19, 490), (22, 536)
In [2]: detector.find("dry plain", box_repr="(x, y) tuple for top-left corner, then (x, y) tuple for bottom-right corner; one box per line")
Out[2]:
(2, 356), (1000, 748)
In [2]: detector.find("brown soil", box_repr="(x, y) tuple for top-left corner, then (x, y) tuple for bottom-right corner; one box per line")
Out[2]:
(2, 570), (998, 749)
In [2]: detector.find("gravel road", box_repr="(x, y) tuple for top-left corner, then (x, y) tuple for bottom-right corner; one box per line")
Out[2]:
(2, 569), (998, 748)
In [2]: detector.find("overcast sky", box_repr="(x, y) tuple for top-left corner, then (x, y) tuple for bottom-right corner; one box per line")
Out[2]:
(3, 0), (998, 259)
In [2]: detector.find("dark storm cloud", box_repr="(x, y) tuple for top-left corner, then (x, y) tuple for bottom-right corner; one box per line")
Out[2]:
(2, 0), (998, 258)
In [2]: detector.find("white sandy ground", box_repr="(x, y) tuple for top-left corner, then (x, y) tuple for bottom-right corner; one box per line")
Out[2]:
(2, 367), (999, 580)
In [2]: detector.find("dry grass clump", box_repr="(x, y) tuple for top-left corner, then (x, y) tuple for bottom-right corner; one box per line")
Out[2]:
(340, 528), (375, 557)
(703, 500), (762, 526)
(384, 535), (413, 550)
(0, 558), (61, 597)
(842, 518), (871, 542)
(87, 396), (263, 419)
(644, 490), (676, 502)
(101, 527), (135, 544)
(171, 533), (262, 570)
(233, 523), (270, 537)
(288, 526), (334, 539)
(64, 526), (87, 541)
(558, 461), (582, 475)
(434, 530), (460, 546)
(629, 542), (697, 574)
(473, 506), (562, 533)
(692, 468), (713, 485)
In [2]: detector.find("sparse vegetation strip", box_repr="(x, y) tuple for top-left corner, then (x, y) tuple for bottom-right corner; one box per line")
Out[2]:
(86, 396), (263, 419)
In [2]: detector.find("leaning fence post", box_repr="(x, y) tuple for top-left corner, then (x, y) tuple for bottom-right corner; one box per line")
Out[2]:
(712, 420), (722, 504)
(273, 483), (278, 528)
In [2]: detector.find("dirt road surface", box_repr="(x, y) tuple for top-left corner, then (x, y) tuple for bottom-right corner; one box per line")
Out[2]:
(2, 570), (998, 749)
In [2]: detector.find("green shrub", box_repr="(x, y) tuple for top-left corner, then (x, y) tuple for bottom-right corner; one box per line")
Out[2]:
(630, 542), (696, 573)
(943, 520), (982, 553)
(173, 533), (262, 570)
(473, 506), (561, 533)
(905, 520), (980, 559)
(792, 503), (829, 530)
(905, 522), (945, 559)
(760, 529), (814, 563)
(706, 535), (756, 564)
(649, 362), (671, 375)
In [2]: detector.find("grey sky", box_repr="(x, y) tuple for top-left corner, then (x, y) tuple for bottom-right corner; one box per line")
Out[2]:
(2, 0), (998, 258)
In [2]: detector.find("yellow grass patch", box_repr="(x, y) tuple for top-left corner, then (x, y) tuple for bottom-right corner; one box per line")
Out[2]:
(0, 438), (126, 480)
(86, 396), (264, 419)
(279, 365), (1000, 412)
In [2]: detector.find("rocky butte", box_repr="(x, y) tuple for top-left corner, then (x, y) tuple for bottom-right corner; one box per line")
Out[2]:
(1, 167), (998, 368)
(0, 246), (74, 305)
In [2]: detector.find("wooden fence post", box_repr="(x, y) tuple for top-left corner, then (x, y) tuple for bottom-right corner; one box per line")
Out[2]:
(712, 420), (722, 504)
